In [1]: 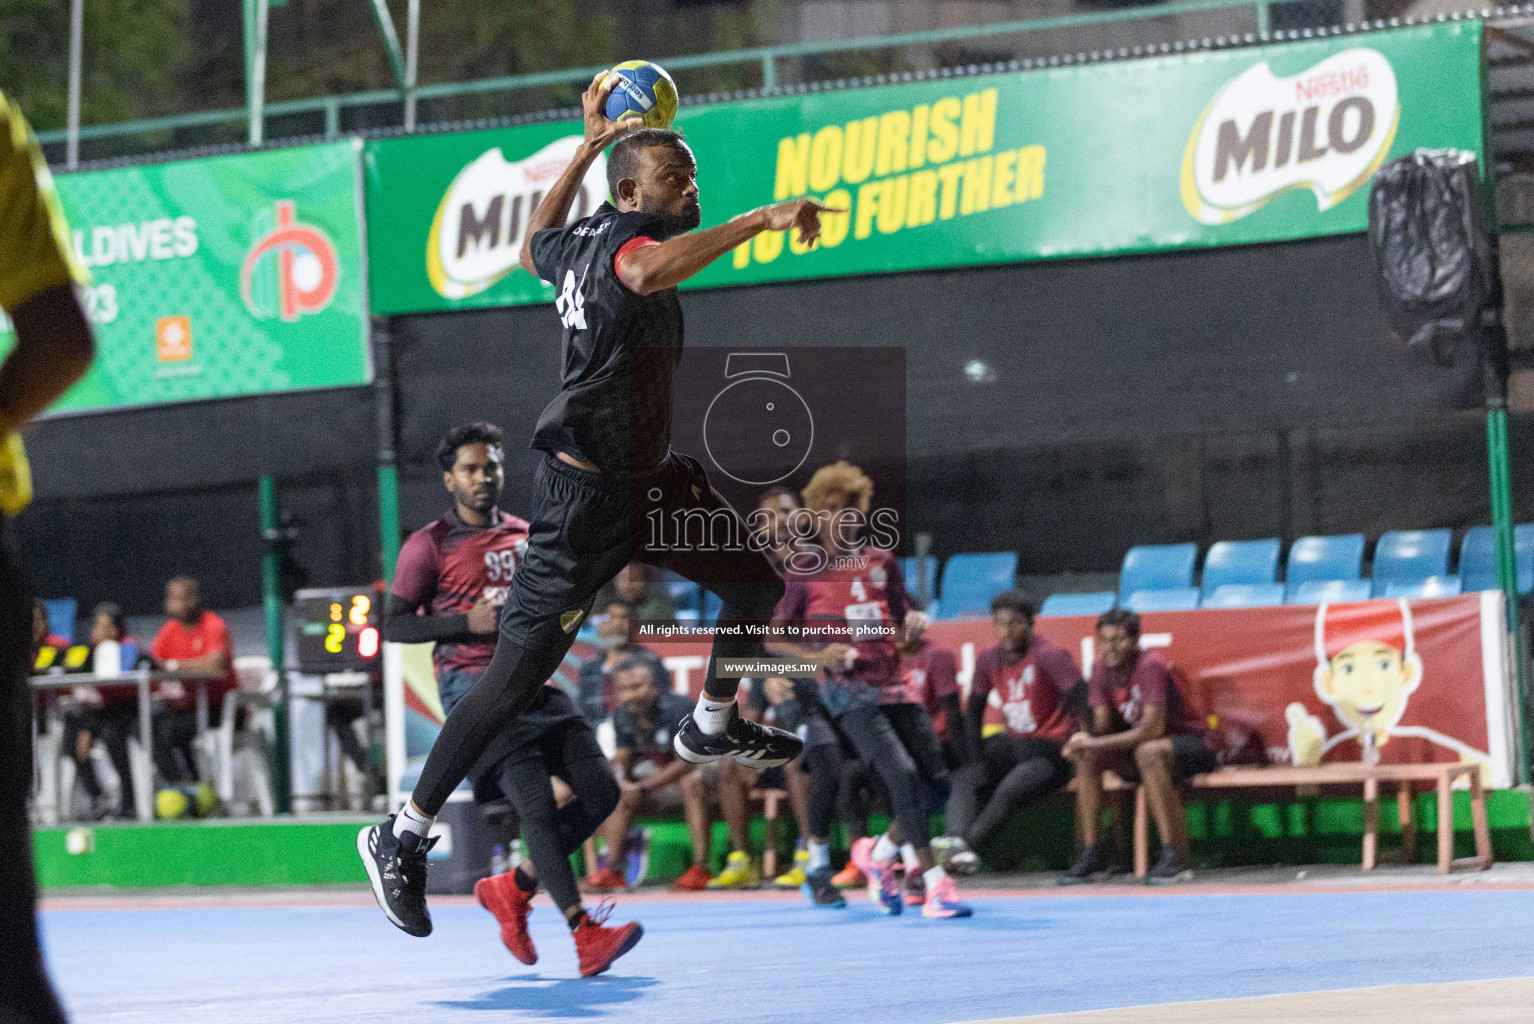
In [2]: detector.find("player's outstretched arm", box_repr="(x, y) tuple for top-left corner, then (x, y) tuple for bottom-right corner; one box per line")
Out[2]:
(0, 283), (93, 430)
(518, 72), (639, 278)
(617, 197), (843, 296)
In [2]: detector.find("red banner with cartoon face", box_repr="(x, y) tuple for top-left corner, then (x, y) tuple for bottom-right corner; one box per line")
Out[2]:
(642, 592), (1517, 787)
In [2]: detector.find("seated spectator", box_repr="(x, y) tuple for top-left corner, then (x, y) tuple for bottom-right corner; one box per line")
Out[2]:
(713, 674), (816, 890)
(593, 656), (720, 892)
(575, 598), (669, 728)
(1060, 608), (1217, 886)
(753, 485), (805, 575)
(150, 577), (236, 789)
(601, 563), (677, 624)
(31, 599), (65, 659)
(61, 604), (143, 819)
(938, 591), (1082, 874)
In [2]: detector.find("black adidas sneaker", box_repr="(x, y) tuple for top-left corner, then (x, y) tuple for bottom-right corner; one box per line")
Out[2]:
(673, 708), (803, 768)
(358, 816), (437, 937)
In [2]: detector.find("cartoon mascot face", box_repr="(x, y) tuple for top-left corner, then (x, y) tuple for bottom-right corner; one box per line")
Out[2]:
(1313, 598), (1422, 747)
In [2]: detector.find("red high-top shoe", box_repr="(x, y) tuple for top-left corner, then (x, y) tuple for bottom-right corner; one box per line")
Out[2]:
(573, 900), (644, 977)
(473, 871), (537, 965)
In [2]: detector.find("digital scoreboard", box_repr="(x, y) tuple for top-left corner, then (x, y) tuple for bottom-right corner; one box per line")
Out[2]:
(294, 586), (383, 673)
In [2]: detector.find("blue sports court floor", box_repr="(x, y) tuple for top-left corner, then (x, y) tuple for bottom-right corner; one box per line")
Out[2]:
(40, 882), (1534, 1023)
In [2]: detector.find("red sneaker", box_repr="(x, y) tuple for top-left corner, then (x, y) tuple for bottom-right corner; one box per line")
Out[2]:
(474, 871), (537, 965)
(582, 867), (628, 893)
(670, 864), (712, 891)
(573, 900), (644, 977)
(830, 862), (866, 888)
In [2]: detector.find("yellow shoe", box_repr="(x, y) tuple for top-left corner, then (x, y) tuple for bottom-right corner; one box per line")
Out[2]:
(774, 848), (810, 888)
(706, 850), (759, 889)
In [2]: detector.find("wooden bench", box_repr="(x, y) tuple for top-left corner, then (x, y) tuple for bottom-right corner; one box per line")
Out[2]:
(1118, 762), (1492, 878)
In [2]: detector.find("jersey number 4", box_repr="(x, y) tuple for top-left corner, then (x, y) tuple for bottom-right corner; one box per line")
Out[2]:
(556, 270), (587, 330)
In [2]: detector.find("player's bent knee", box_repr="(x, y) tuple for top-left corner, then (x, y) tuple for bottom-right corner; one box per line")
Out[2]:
(1133, 741), (1170, 768)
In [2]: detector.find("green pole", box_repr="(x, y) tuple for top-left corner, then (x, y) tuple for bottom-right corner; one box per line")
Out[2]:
(374, 317), (401, 584)
(242, 0), (268, 146)
(259, 475), (292, 812)
(1488, 403), (1530, 785)
(1255, 0), (1270, 35)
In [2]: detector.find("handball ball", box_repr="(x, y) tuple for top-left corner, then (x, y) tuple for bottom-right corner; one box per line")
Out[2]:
(155, 787), (190, 820)
(603, 60), (678, 128)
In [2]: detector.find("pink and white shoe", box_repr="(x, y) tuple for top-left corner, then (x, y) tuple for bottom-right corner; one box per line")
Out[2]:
(921, 873), (974, 919)
(850, 837), (902, 915)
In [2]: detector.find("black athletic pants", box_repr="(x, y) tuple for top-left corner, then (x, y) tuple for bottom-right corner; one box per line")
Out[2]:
(945, 734), (1071, 848)
(491, 711), (618, 916)
(411, 452), (784, 816)
(807, 702), (948, 849)
(1, 530), (69, 1024)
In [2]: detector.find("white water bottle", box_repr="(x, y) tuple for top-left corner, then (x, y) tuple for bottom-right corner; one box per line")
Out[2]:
(93, 640), (122, 677)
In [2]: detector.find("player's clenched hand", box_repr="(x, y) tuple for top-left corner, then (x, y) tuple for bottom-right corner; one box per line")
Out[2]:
(582, 70), (643, 152)
(467, 597), (501, 635)
(756, 198), (846, 246)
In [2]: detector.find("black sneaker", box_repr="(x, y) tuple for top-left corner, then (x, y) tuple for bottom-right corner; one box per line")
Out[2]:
(1056, 844), (1107, 886)
(801, 866), (846, 909)
(358, 816), (437, 936)
(1144, 847), (1193, 886)
(673, 708), (803, 768)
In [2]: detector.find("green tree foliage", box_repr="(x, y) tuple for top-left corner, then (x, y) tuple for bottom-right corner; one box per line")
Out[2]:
(0, 0), (194, 129)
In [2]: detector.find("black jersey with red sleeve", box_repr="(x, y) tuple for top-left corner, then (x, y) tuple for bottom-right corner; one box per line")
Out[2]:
(389, 509), (529, 676)
(774, 547), (908, 715)
(969, 637), (1083, 744)
(525, 202), (684, 473)
(897, 640), (960, 739)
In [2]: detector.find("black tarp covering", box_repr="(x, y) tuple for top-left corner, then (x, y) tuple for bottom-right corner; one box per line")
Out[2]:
(12, 231), (1508, 613)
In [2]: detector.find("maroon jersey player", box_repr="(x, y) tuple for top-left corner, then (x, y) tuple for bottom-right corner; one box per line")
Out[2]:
(385, 422), (640, 976)
(1060, 608), (1216, 886)
(936, 590), (1084, 874)
(768, 461), (970, 919)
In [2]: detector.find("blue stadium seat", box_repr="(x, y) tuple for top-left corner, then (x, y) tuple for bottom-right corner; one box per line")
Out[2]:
(701, 589), (722, 625)
(1285, 578), (1372, 605)
(1285, 534), (1366, 587)
(1118, 544), (1197, 601)
(901, 555), (940, 600)
(42, 598), (77, 645)
(1122, 588), (1200, 612)
(1200, 539), (1280, 596)
(1383, 575), (1463, 599)
(1371, 529), (1452, 596)
(936, 552), (1018, 619)
(1458, 525), (1534, 595)
(1039, 592), (1116, 617)
(1201, 583), (1285, 609)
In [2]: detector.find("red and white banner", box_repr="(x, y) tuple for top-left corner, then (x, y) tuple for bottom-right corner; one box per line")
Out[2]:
(643, 592), (1520, 788)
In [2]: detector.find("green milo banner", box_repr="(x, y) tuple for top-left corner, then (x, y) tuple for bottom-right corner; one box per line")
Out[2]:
(364, 22), (1484, 316)
(0, 140), (370, 414)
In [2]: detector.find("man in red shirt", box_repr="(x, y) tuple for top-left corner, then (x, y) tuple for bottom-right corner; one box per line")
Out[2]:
(150, 576), (236, 787)
(1061, 608), (1216, 885)
(768, 461), (970, 919)
(383, 422), (639, 976)
(936, 590), (1083, 874)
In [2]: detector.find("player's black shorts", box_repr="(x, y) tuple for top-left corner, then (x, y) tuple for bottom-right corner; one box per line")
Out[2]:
(1117, 733), (1218, 786)
(978, 733), (1074, 789)
(499, 450), (781, 647)
(777, 696), (840, 754)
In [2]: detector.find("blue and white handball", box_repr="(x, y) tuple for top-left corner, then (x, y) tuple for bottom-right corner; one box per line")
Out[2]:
(603, 60), (679, 129)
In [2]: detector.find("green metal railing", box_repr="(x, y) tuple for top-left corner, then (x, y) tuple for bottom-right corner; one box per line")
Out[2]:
(34, 0), (1374, 157)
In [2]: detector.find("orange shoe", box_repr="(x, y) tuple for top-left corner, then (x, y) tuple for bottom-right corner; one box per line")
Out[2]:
(474, 871), (537, 965)
(583, 867), (628, 893)
(670, 864), (712, 891)
(831, 861), (866, 888)
(573, 900), (644, 977)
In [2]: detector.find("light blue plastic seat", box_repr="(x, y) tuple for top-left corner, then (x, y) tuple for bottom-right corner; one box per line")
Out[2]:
(1200, 539), (1281, 597)
(1285, 578), (1372, 605)
(1201, 583), (1285, 609)
(1383, 575), (1462, 599)
(1286, 534), (1366, 589)
(1122, 587), (1201, 612)
(1039, 592), (1116, 617)
(901, 555), (941, 601)
(1119, 544), (1197, 602)
(936, 552), (1018, 619)
(1371, 529), (1452, 597)
(1458, 525), (1534, 595)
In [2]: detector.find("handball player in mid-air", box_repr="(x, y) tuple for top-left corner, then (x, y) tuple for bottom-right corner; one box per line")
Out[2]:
(361, 69), (843, 938)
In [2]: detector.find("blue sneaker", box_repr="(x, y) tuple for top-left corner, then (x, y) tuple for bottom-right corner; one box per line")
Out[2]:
(624, 827), (651, 888)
